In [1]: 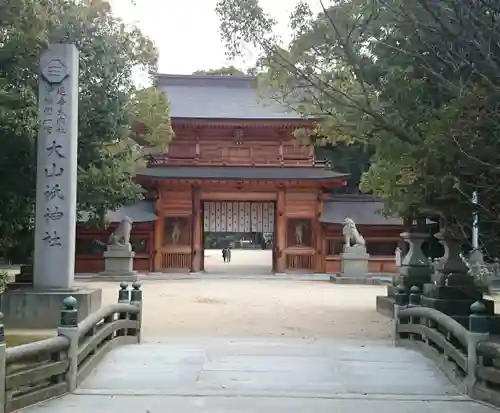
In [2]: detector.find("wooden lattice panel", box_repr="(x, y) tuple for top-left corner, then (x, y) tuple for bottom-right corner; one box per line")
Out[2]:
(203, 201), (275, 233)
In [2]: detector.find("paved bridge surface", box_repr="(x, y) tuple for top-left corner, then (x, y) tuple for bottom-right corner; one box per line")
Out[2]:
(22, 338), (499, 412)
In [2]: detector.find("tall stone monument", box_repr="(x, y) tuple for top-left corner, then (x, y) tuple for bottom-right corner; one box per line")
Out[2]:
(34, 44), (79, 289)
(2, 44), (101, 328)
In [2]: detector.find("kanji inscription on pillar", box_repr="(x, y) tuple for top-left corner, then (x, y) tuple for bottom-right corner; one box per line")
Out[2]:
(34, 44), (79, 290)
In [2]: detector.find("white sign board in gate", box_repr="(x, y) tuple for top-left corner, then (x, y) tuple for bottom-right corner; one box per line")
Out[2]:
(203, 201), (275, 233)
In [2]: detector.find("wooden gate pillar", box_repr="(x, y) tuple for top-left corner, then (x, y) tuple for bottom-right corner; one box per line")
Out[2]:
(275, 186), (286, 273)
(191, 185), (203, 272)
(314, 192), (324, 273)
(153, 199), (162, 272)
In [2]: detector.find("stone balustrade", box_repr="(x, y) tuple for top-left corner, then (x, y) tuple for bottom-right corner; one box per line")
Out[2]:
(394, 285), (500, 406)
(0, 282), (143, 412)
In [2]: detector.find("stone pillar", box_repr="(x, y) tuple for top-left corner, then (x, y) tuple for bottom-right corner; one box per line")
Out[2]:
(34, 44), (79, 290)
(1, 44), (102, 329)
(191, 185), (203, 273)
(275, 186), (286, 273)
(399, 232), (432, 289)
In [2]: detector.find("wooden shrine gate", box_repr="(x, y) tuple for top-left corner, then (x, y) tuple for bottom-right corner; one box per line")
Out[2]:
(201, 201), (277, 272)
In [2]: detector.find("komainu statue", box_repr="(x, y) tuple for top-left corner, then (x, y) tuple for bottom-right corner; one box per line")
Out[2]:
(108, 216), (133, 246)
(342, 217), (365, 248)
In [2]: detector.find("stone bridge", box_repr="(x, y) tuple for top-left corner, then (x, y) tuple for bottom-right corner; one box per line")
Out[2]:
(22, 338), (499, 413)
(2, 283), (500, 413)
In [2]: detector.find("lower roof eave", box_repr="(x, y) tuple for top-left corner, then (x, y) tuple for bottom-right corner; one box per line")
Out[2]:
(135, 166), (349, 182)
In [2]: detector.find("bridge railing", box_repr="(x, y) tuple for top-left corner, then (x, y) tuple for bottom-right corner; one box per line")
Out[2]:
(0, 282), (143, 413)
(475, 340), (500, 405)
(394, 285), (494, 403)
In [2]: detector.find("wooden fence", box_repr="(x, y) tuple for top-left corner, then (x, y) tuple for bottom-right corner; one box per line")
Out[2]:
(0, 282), (143, 412)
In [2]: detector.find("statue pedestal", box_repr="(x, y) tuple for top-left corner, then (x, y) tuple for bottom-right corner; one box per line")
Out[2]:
(100, 244), (137, 281)
(340, 245), (369, 277)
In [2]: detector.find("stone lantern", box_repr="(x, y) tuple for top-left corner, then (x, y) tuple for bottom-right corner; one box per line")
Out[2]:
(420, 222), (494, 328)
(399, 231), (432, 290)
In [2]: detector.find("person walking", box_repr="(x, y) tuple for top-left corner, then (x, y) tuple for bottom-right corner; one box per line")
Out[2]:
(226, 246), (232, 263)
(222, 248), (227, 263)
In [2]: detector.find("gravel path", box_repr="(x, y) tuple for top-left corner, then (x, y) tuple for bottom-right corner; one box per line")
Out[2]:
(90, 279), (391, 340)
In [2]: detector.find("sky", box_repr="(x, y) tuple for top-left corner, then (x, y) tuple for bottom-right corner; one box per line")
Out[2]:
(109, 0), (320, 75)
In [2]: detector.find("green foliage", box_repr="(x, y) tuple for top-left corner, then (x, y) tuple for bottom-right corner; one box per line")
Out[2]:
(128, 87), (173, 148)
(0, 0), (172, 257)
(192, 65), (266, 76)
(216, 0), (500, 252)
(0, 0), (43, 253)
(0, 269), (9, 293)
(193, 65), (246, 76)
(315, 142), (372, 192)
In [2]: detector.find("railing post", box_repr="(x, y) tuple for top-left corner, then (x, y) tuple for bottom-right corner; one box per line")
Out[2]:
(394, 284), (407, 306)
(408, 286), (421, 340)
(116, 282), (130, 337)
(466, 301), (490, 396)
(408, 286), (421, 307)
(130, 282), (143, 343)
(118, 282), (130, 304)
(57, 296), (79, 392)
(393, 284), (407, 345)
(0, 313), (6, 413)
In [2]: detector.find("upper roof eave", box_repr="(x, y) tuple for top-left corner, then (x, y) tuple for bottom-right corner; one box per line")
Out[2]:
(157, 73), (314, 120)
(156, 73), (258, 82)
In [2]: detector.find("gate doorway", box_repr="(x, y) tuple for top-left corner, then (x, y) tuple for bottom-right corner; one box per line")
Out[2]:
(202, 201), (276, 274)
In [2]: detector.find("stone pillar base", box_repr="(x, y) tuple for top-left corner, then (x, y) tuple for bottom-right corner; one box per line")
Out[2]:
(399, 265), (432, 289)
(97, 272), (138, 281)
(1, 287), (102, 329)
(340, 246), (369, 277)
(421, 282), (488, 315)
(421, 281), (500, 333)
(101, 245), (136, 280)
